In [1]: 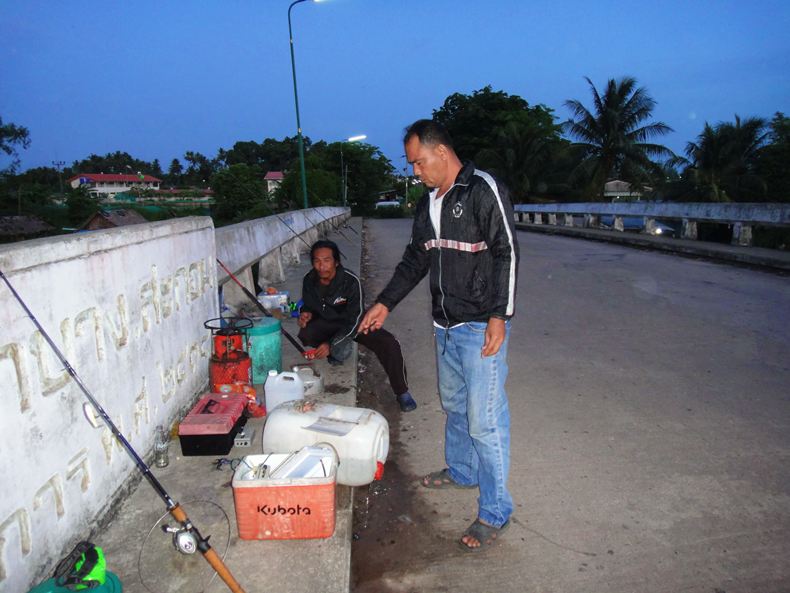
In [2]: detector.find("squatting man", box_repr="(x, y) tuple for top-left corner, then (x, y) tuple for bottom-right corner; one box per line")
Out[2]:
(297, 239), (418, 412)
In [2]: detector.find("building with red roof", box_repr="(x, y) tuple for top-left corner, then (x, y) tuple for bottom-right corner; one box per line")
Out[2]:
(67, 173), (162, 201)
(264, 171), (285, 194)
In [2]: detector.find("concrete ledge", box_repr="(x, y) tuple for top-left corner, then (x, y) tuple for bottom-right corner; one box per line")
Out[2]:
(216, 208), (349, 283)
(0, 216), (215, 272)
(92, 218), (364, 593)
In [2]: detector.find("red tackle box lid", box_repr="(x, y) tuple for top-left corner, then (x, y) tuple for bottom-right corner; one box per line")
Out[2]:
(179, 393), (247, 436)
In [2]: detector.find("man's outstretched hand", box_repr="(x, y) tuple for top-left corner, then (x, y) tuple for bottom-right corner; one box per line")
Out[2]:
(359, 303), (390, 334)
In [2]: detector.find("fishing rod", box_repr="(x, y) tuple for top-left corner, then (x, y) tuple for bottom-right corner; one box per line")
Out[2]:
(0, 268), (246, 593)
(306, 208), (354, 244)
(212, 183), (324, 249)
(215, 258), (310, 358)
(341, 220), (360, 236)
(276, 213), (346, 261)
(275, 215), (313, 251)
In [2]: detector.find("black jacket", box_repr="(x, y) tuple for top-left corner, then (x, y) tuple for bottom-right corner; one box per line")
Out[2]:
(377, 162), (518, 325)
(301, 266), (363, 347)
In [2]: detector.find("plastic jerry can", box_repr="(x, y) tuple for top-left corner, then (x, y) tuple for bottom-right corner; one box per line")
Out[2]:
(264, 370), (304, 412)
(262, 401), (389, 486)
(292, 364), (323, 396)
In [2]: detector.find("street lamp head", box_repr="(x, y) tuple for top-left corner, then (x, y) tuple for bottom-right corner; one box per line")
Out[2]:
(347, 135), (367, 143)
(289, 0), (320, 14)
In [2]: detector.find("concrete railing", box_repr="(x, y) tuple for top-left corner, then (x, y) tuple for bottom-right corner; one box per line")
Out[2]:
(216, 207), (348, 311)
(0, 207), (348, 593)
(514, 202), (790, 246)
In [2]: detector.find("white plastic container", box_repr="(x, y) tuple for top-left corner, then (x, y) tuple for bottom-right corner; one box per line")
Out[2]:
(292, 364), (323, 396)
(264, 370), (304, 412)
(257, 291), (289, 314)
(262, 401), (389, 486)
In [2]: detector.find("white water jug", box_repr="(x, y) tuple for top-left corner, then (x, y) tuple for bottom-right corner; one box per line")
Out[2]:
(292, 364), (323, 396)
(262, 401), (389, 486)
(264, 370), (304, 412)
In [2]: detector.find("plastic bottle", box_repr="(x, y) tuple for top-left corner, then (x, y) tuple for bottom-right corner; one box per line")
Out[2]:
(264, 370), (304, 412)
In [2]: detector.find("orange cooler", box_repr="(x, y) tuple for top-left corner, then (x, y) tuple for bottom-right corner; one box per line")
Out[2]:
(231, 447), (337, 540)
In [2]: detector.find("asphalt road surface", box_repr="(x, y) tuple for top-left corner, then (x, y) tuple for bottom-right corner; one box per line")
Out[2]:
(352, 218), (790, 593)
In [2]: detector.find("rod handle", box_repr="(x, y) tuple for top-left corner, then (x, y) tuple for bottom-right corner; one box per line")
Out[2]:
(169, 504), (246, 593)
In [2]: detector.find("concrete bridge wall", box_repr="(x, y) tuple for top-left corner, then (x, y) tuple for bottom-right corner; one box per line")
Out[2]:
(514, 202), (790, 246)
(0, 207), (347, 592)
(216, 207), (345, 312)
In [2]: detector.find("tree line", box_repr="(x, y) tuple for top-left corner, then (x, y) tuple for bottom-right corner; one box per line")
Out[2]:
(434, 81), (788, 204)
(2, 76), (788, 233)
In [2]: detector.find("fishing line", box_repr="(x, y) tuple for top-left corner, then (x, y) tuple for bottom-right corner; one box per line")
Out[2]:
(0, 268), (247, 593)
(215, 258), (309, 357)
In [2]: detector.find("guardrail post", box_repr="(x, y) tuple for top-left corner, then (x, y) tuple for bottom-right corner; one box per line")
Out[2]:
(614, 216), (624, 232)
(681, 219), (697, 240)
(548, 213), (557, 226)
(564, 214), (574, 227)
(732, 222), (753, 247)
(258, 250), (285, 286)
(583, 214), (598, 228)
(534, 213), (543, 225)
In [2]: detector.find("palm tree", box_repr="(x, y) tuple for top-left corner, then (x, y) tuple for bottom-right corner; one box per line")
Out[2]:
(475, 116), (554, 201)
(563, 76), (674, 199)
(682, 115), (768, 201)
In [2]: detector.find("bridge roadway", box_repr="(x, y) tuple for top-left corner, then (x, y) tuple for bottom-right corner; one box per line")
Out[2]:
(353, 219), (790, 593)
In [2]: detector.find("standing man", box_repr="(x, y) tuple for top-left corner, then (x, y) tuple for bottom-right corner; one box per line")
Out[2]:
(298, 240), (417, 412)
(360, 119), (518, 551)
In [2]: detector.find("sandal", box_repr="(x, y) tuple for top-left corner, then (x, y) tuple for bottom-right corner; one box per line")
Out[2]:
(459, 518), (510, 552)
(396, 392), (417, 412)
(421, 468), (476, 489)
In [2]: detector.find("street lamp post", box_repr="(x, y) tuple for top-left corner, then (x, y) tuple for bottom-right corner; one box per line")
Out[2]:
(288, 0), (317, 211)
(52, 160), (65, 200)
(340, 134), (366, 208)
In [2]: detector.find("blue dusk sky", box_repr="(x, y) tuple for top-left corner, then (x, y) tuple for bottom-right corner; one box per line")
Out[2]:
(1, 0), (788, 175)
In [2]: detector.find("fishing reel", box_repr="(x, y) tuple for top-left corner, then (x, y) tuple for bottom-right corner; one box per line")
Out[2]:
(161, 523), (199, 555)
(138, 500), (230, 593)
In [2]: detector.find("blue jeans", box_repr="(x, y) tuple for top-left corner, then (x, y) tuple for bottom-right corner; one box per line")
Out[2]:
(435, 321), (513, 528)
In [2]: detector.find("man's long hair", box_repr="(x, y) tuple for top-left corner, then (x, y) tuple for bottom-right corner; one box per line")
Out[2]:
(310, 239), (341, 265)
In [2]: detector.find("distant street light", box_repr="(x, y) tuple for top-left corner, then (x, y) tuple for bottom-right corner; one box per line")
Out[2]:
(288, 0), (323, 210)
(340, 134), (366, 208)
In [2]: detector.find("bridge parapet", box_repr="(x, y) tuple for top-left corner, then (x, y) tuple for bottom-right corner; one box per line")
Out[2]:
(215, 207), (348, 312)
(0, 207), (347, 592)
(514, 202), (790, 246)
